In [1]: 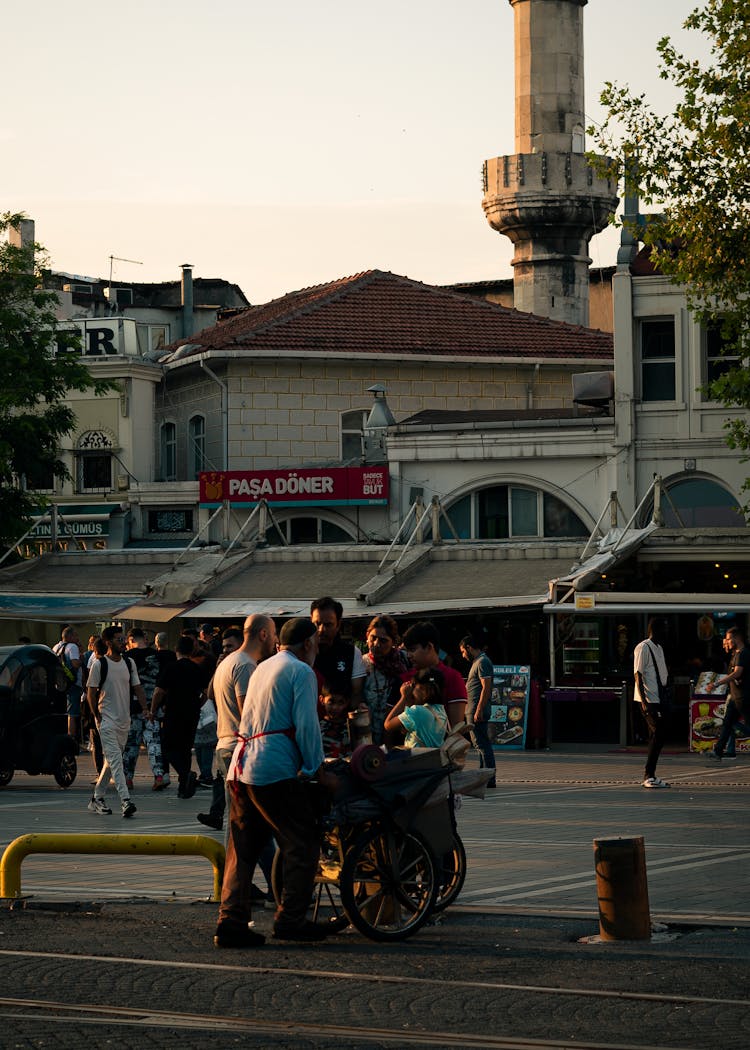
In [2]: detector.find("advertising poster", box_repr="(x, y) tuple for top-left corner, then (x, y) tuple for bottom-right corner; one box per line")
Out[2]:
(488, 665), (530, 750)
(690, 681), (750, 754)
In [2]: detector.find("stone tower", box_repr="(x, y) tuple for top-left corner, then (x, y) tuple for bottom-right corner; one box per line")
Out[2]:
(482, 0), (617, 327)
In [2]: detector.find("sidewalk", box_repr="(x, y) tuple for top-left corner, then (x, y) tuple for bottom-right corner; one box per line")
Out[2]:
(2, 747), (748, 922)
(3, 749), (750, 1050)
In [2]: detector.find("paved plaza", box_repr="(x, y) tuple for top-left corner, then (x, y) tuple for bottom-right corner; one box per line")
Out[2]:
(2, 747), (749, 923)
(2, 747), (750, 1049)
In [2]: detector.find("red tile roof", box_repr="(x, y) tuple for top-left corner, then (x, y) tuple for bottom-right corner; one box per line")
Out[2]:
(163, 270), (613, 363)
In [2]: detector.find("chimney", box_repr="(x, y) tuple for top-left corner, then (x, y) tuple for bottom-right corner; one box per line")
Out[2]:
(181, 263), (194, 339)
(9, 217), (35, 272)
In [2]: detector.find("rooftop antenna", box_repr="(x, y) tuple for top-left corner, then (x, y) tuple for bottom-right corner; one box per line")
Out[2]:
(107, 254), (143, 306)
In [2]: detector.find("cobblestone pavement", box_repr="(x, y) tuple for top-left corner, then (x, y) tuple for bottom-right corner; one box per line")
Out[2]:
(2, 748), (749, 1048)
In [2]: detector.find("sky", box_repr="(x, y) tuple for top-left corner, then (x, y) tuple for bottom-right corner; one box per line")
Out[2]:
(3, 0), (706, 305)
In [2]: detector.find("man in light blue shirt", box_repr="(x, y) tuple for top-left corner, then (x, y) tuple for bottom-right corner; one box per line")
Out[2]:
(216, 617), (331, 948)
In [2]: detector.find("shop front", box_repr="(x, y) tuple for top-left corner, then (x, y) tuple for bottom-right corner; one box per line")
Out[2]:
(542, 592), (750, 750)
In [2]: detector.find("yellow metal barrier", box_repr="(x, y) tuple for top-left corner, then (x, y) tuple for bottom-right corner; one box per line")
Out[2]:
(0, 833), (225, 901)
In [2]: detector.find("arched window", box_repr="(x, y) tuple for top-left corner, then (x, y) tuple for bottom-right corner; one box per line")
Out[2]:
(441, 485), (589, 541)
(660, 478), (746, 528)
(160, 422), (176, 482)
(188, 415), (206, 477)
(76, 430), (113, 493)
(266, 516), (357, 545)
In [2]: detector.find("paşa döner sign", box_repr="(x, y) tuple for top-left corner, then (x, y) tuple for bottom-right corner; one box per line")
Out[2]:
(199, 467), (389, 507)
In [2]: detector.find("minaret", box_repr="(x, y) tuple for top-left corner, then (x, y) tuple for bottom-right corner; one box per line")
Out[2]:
(482, 0), (617, 327)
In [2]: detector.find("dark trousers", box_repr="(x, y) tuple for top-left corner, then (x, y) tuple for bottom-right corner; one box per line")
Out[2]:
(641, 703), (667, 779)
(219, 779), (319, 929)
(161, 719), (197, 791)
(470, 717), (496, 786)
(715, 699), (749, 757)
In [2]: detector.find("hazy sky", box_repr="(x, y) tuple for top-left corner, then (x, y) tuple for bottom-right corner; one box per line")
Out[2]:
(4, 1), (704, 304)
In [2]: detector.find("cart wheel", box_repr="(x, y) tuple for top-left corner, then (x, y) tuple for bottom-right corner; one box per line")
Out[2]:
(0, 768), (14, 788)
(350, 743), (385, 782)
(53, 753), (77, 789)
(339, 826), (437, 941)
(271, 845), (350, 930)
(433, 832), (467, 912)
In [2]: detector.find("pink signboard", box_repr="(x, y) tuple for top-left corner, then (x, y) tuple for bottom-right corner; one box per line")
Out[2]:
(199, 467), (389, 507)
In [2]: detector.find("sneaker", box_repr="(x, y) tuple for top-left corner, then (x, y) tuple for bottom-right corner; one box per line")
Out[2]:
(152, 775), (169, 791)
(705, 750), (722, 762)
(272, 919), (329, 942)
(724, 754), (737, 761)
(197, 812), (223, 831)
(197, 776), (214, 788)
(643, 776), (670, 789)
(88, 796), (112, 815)
(121, 799), (137, 818)
(213, 923), (265, 949)
(126, 778), (134, 790)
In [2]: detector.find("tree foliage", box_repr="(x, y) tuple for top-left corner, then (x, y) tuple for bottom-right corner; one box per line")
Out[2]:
(0, 212), (111, 549)
(591, 0), (750, 493)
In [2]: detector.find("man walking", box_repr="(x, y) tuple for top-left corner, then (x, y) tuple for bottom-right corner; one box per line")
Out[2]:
(633, 618), (670, 789)
(123, 627), (168, 791)
(149, 636), (211, 799)
(706, 626), (750, 761)
(198, 619), (276, 831)
(215, 617), (331, 947)
(86, 625), (146, 818)
(53, 625), (83, 740)
(460, 634), (496, 788)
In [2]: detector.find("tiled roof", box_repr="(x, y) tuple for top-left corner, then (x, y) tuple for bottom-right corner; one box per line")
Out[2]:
(397, 407), (607, 426)
(162, 270), (613, 363)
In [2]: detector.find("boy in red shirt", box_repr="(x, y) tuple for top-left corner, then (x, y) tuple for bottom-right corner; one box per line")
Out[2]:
(401, 621), (467, 729)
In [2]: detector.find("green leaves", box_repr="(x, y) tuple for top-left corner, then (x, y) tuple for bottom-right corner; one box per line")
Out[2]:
(593, 1), (750, 503)
(0, 212), (108, 549)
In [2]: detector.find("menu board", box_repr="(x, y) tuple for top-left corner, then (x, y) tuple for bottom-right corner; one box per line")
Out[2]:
(488, 665), (530, 750)
(690, 695), (749, 753)
(694, 672), (727, 696)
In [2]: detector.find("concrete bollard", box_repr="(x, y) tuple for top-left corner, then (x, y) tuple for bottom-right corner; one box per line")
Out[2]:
(593, 836), (651, 941)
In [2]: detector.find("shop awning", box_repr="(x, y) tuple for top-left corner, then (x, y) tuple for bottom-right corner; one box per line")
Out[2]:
(191, 555), (572, 621)
(116, 602), (197, 623)
(0, 594), (140, 623)
(551, 524), (658, 594)
(544, 591), (750, 615)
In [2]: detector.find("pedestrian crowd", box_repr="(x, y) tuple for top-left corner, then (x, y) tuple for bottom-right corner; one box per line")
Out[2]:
(32, 603), (498, 945)
(21, 601), (747, 946)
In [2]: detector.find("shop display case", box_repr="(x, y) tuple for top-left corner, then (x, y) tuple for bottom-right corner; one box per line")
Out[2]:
(562, 622), (600, 677)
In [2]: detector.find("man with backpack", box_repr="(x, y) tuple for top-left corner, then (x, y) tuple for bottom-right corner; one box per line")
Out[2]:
(53, 625), (83, 741)
(86, 625), (148, 818)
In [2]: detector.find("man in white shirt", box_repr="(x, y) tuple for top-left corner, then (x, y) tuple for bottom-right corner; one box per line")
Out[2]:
(633, 618), (670, 789)
(216, 617), (333, 948)
(86, 625), (148, 818)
